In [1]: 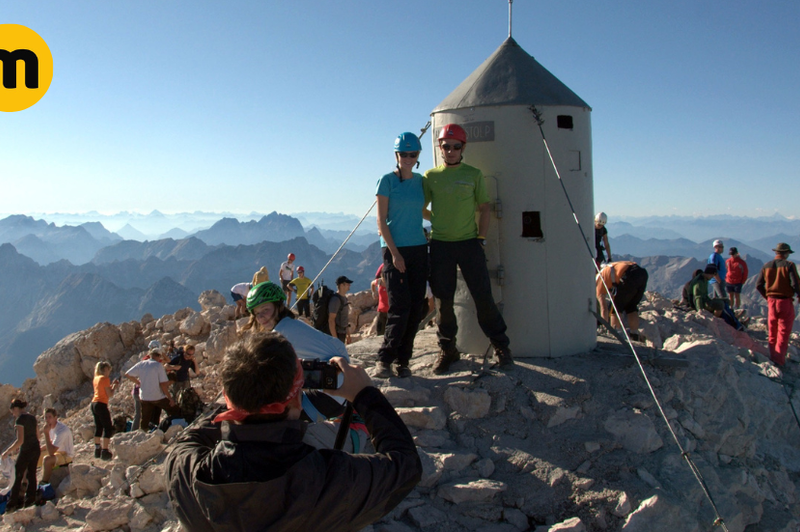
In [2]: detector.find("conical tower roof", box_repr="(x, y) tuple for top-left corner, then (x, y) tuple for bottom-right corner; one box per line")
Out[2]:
(433, 37), (590, 112)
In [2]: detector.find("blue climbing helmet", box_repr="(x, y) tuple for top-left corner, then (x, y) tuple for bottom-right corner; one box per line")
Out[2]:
(394, 132), (422, 153)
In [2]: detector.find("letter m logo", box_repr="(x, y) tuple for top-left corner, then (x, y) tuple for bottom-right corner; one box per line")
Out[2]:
(0, 49), (39, 89)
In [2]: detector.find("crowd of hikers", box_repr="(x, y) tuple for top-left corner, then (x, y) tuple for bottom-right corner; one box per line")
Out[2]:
(2, 127), (798, 530)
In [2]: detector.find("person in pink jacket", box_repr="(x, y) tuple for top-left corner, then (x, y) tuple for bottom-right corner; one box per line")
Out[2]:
(725, 247), (749, 309)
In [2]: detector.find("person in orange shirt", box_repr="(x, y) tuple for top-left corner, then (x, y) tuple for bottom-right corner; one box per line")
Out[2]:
(596, 261), (649, 340)
(91, 361), (120, 460)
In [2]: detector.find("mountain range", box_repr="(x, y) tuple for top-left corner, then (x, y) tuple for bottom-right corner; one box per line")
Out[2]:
(1, 211), (798, 388)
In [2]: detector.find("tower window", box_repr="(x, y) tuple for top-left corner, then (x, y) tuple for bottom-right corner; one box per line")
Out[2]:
(557, 115), (573, 129)
(521, 211), (543, 239)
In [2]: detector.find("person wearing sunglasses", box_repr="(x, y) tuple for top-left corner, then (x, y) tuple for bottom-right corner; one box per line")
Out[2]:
(373, 132), (430, 378)
(422, 123), (513, 373)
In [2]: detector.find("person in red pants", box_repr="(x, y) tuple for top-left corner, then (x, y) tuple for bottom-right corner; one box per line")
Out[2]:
(756, 243), (800, 366)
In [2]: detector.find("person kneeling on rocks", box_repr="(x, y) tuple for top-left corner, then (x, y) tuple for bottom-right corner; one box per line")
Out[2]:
(166, 332), (421, 532)
(688, 265), (725, 317)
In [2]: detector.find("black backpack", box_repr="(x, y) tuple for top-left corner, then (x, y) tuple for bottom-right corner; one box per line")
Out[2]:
(311, 283), (337, 335)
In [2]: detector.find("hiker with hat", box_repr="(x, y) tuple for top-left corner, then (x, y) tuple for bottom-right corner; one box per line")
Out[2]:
(374, 132), (429, 378)
(756, 243), (800, 366)
(289, 266), (314, 319)
(280, 253), (297, 307)
(423, 123), (513, 373)
(166, 332), (421, 531)
(594, 212), (611, 268)
(725, 247), (749, 310)
(708, 239), (728, 299)
(330, 276), (353, 344)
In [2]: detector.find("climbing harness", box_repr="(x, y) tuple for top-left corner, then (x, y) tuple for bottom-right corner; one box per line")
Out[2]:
(530, 105), (731, 532)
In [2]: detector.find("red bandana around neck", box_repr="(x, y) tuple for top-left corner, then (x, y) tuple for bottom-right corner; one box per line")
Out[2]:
(214, 358), (304, 423)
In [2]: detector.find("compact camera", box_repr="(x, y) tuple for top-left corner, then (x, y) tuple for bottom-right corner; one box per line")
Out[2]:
(301, 359), (339, 390)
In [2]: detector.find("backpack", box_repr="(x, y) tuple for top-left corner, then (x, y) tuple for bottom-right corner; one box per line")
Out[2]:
(311, 283), (338, 335)
(177, 387), (204, 423)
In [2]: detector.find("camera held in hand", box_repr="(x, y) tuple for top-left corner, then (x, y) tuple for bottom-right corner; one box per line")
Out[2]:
(302, 359), (340, 390)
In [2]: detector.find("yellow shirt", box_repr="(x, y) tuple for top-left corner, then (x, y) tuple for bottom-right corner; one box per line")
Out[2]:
(289, 277), (314, 300)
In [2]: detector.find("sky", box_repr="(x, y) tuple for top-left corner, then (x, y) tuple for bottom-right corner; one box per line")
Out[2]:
(2, 1), (800, 221)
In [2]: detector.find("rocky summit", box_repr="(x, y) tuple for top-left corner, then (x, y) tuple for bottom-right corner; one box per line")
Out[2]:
(1, 290), (799, 532)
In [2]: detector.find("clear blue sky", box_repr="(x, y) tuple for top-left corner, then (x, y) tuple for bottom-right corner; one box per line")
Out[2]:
(3, 1), (799, 219)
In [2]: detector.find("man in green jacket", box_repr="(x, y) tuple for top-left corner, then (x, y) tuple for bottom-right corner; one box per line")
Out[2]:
(688, 265), (724, 316)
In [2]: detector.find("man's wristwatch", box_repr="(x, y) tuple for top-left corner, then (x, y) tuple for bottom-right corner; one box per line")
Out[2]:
(477, 236), (486, 246)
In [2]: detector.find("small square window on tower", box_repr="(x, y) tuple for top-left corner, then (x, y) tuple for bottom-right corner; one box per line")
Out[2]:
(521, 211), (543, 239)
(557, 115), (573, 129)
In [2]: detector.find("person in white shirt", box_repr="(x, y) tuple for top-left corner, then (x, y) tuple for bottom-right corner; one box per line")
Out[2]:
(279, 253), (296, 307)
(39, 408), (74, 484)
(125, 351), (179, 430)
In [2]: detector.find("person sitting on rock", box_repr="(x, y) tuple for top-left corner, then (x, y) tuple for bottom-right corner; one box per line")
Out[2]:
(680, 269), (705, 309)
(38, 408), (74, 484)
(166, 332), (421, 532)
(688, 265), (725, 317)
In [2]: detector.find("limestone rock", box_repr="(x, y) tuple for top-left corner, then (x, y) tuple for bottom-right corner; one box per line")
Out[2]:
(396, 406), (447, 430)
(141, 313), (155, 325)
(138, 463), (167, 494)
(75, 322), (127, 378)
(475, 457), (495, 478)
(199, 289), (227, 310)
(418, 449), (444, 488)
(437, 479), (508, 504)
(0, 383), (19, 420)
(69, 463), (109, 496)
(621, 495), (701, 531)
(119, 320), (142, 348)
(180, 312), (210, 336)
(436, 451), (478, 472)
(604, 409), (663, 453)
(547, 517), (586, 531)
(85, 499), (134, 531)
(348, 290), (377, 311)
(382, 385), (431, 407)
(34, 330), (87, 397)
(2, 505), (36, 525)
(113, 429), (165, 465)
(408, 504), (448, 527)
(444, 387), (491, 418)
(39, 500), (59, 521)
(130, 502), (154, 530)
(205, 322), (238, 364)
(547, 405), (581, 428)
(613, 492), (632, 517)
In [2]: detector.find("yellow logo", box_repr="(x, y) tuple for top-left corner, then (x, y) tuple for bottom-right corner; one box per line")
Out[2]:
(0, 24), (53, 112)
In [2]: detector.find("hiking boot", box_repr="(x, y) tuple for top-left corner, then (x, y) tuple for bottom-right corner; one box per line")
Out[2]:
(100, 449), (113, 461)
(433, 348), (460, 374)
(373, 361), (393, 379)
(396, 365), (412, 378)
(495, 346), (515, 369)
(94, 446), (102, 458)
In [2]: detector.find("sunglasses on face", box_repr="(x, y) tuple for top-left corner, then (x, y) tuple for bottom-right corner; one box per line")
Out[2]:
(398, 152), (419, 159)
(441, 143), (463, 151)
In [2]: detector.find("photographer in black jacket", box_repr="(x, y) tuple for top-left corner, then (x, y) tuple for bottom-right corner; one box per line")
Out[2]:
(166, 332), (421, 532)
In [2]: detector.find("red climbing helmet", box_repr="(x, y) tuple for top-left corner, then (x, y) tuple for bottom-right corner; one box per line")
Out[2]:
(438, 124), (467, 144)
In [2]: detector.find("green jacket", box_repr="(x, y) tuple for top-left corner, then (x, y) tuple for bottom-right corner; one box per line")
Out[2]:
(688, 273), (710, 311)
